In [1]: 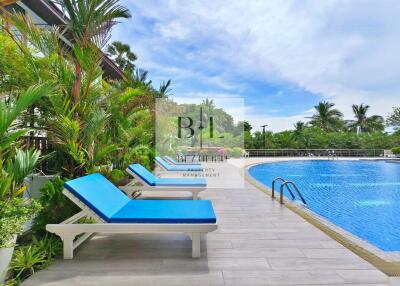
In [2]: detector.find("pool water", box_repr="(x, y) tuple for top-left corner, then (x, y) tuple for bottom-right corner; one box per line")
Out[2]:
(248, 160), (400, 252)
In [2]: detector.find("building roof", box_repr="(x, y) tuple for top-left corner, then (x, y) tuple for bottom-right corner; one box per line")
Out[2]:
(14, 0), (125, 80)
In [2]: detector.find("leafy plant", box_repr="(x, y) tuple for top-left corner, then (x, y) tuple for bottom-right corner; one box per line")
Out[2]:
(109, 169), (125, 184)
(5, 149), (41, 193)
(107, 41), (137, 73)
(308, 101), (344, 132)
(392, 147), (400, 154)
(31, 235), (62, 259)
(32, 177), (79, 234)
(10, 245), (46, 279)
(387, 107), (400, 129)
(122, 145), (154, 170)
(0, 84), (51, 154)
(0, 198), (41, 248)
(347, 104), (384, 133)
(4, 226), (61, 283)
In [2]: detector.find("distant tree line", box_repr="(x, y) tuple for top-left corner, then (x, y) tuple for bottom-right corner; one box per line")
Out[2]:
(244, 102), (400, 150)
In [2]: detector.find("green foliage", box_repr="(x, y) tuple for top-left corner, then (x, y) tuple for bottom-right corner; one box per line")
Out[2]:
(31, 235), (62, 260)
(347, 104), (384, 133)
(392, 147), (400, 154)
(308, 101), (344, 132)
(107, 41), (137, 73)
(10, 245), (47, 279)
(225, 147), (243, 158)
(62, 0), (131, 46)
(110, 169), (125, 182)
(0, 33), (32, 92)
(32, 177), (79, 234)
(0, 198), (41, 248)
(5, 149), (41, 192)
(101, 168), (127, 185)
(9, 233), (61, 281)
(245, 125), (398, 150)
(387, 107), (400, 129)
(123, 145), (154, 170)
(0, 84), (51, 153)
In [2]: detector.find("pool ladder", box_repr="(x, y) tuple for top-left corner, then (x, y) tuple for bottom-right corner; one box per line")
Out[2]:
(272, 177), (307, 205)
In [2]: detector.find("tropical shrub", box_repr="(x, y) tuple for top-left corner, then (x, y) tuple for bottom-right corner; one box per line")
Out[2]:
(32, 177), (79, 234)
(225, 147), (243, 158)
(10, 245), (47, 279)
(387, 107), (400, 129)
(30, 235), (62, 261)
(109, 169), (125, 182)
(101, 168), (128, 186)
(392, 147), (400, 154)
(0, 198), (41, 248)
(122, 145), (154, 170)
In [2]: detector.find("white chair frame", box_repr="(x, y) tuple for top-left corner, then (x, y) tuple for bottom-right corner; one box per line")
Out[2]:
(46, 189), (217, 259)
(123, 168), (206, 200)
(154, 159), (203, 173)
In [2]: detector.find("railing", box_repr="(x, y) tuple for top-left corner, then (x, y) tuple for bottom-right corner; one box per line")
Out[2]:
(327, 153), (338, 160)
(246, 149), (383, 157)
(272, 177), (294, 200)
(271, 177), (307, 205)
(279, 181), (307, 205)
(21, 136), (55, 173)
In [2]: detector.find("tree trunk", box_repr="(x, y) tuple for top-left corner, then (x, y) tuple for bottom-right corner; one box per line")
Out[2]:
(73, 62), (81, 106)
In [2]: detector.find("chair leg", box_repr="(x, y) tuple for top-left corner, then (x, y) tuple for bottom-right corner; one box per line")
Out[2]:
(192, 192), (199, 200)
(61, 234), (76, 259)
(192, 233), (201, 258)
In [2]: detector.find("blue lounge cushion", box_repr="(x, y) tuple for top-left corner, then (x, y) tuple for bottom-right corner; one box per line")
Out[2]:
(64, 173), (129, 222)
(64, 173), (216, 224)
(127, 164), (157, 186)
(127, 164), (206, 186)
(165, 156), (201, 165)
(155, 157), (203, 171)
(155, 178), (207, 187)
(111, 200), (216, 223)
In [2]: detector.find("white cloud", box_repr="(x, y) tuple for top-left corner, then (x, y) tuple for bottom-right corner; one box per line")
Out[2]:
(248, 110), (314, 133)
(123, 0), (400, 131)
(157, 20), (190, 40)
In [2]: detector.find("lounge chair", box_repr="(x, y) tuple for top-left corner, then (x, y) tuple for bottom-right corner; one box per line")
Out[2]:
(155, 156), (203, 172)
(164, 155), (201, 165)
(124, 164), (206, 200)
(46, 174), (217, 259)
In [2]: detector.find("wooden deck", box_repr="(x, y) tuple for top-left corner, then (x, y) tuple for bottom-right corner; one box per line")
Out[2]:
(22, 159), (394, 285)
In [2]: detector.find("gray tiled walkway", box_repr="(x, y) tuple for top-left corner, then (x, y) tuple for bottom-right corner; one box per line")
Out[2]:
(23, 160), (391, 285)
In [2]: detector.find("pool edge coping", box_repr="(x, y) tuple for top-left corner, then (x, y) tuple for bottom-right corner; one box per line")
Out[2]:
(241, 159), (400, 277)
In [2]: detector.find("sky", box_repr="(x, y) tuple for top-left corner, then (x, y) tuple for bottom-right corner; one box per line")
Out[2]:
(111, 0), (400, 132)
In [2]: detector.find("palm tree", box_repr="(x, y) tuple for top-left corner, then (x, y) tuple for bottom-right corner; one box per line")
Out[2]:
(130, 69), (152, 88)
(0, 84), (50, 199)
(107, 41), (137, 73)
(308, 101), (343, 132)
(157, 80), (172, 98)
(294, 121), (305, 133)
(61, 0), (131, 104)
(347, 104), (384, 133)
(0, 84), (51, 154)
(386, 106), (400, 129)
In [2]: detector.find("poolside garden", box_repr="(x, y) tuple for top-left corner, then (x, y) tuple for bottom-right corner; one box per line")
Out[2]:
(0, 0), (159, 283)
(1, 0), (400, 285)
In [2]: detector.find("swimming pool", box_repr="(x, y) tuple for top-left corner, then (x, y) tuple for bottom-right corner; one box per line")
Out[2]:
(248, 160), (400, 252)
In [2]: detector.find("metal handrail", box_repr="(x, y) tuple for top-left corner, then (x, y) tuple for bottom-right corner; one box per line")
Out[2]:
(272, 177), (295, 200)
(279, 181), (307, 205)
